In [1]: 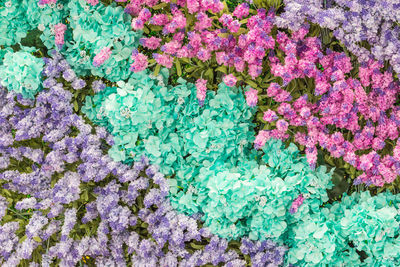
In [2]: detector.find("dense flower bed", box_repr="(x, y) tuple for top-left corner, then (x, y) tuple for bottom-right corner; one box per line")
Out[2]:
(1, 0), (400, 266)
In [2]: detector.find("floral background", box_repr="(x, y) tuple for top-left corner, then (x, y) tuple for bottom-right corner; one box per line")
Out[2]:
(1, 0), (400, 266)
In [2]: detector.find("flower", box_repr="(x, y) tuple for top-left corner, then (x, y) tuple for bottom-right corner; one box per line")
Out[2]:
(223, 74), (237, 87)
(0, 47), (44, 99)
(245, 88), (258, 107)
(93, 47), (112, 67)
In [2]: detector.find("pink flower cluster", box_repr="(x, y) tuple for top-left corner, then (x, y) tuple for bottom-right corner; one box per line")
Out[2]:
(85, 0), (99, 6)
(195, 78), (207, 106)
(245, 88), (258, 107)
(254, 25), (400, 186)
(125, 0), (277, 106)
(130, 49), (148, 72)
(223, 74), (237, 87)
(54, 23), (67, 50)
(93, 47), (112, 67)
(289, 194), (304, 214)
(39, 0), (57, 4)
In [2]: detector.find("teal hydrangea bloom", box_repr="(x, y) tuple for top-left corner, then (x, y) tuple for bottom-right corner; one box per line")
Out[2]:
(64, 0), (142, 82)
(0, 47), (44, 99)
(172, 139), (333, 241)
(0, 0), (32, 46)
(0, 0), (67, 47)
(83, 69), (333, 242)
(287, 191), (400, 266)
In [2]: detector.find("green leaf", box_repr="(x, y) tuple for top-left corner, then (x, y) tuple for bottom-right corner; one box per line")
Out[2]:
(245, 79), (258, 89)
(19, 235), (27, 243)
(82, 190), (89, 202)
(204, 68), (213, 81)
(216, 66), (227, 74)
(143, 25), (150, 34)
(185, 66), (198, 73)
(152, 2), (168, 9)
(73, 100), (79, 112)
(190, 243), (205, 249)
(175, 59), (182, 76)
(33, 236), (42, 242)
(154, 64), (161, 76)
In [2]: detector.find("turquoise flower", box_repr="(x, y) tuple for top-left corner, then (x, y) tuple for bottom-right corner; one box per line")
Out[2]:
(0, 0), (67, 47)
(287, 191), (400, 266)
(64, 0), (142, 82)
(0, 47), (44, 99)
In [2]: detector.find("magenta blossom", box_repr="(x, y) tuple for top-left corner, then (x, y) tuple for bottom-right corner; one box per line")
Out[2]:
(93, 47), (112, 67)
(245, 88), (258, 107)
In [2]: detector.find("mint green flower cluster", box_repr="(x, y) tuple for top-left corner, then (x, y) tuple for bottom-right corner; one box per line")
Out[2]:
(64, 0), (142, 82)
(287, 191), (400, 266)
(0, 0), (66, 47)
(83, 70), (333, 242)
(172, 139), (333, 241)
(0, 47), (44, 99)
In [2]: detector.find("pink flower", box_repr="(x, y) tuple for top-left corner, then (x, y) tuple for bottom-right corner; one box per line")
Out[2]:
(245, 88), (258, 107)
(187, 0), (200, 14)
(233, 3), (249, 19)
(140, 37), (161, 50)
(196, 78), (207, 106)
(130, 51), (148, 72)
(39, 0), (57, 4)
(254, 130), (270, 149)
(289, 195), (304, 214)
(276, 119), (289, 132)
(132, 18), (145, 30)
(153, 53), (173, 68)
(85, 0), (99, 6)
(223, 74), (237, 87)
(263, 110), (278, 122)
(54, 23), (67, 50)
(93, 47), (112, 67)
(197, 48), (211, 62)
(149, 14), (169, 26)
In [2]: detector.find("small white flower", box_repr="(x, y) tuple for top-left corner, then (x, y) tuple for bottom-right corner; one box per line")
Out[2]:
(80, 50), (86, 57)
(84, 5), (90, 11)
(158, 81), (165, 86)
(5, 1), (12, 7)
(50, 27), (55, 35)
(96, 113), (103, 120)
(105, 68), (112, 75)
(84, 56), (90, 62)
(259, 196), (267, 207)
(177, 97), (185, 105)
(187, 185), (197, 194)
(57, 3), (63, 10)
(38, 24), (45, 31)
(49, 3), (56, 9)
(120, 107), (131, 118)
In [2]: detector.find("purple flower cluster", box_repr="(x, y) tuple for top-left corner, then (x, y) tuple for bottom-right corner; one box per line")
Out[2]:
(277, 0), (400, 74)
(0, 52), (286, 266)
